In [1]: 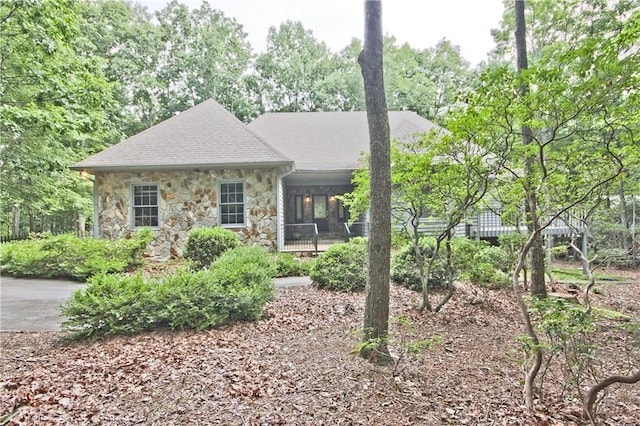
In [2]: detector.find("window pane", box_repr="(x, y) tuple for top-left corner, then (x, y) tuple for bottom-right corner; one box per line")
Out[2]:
(219, 182), (244, 225)
(133, 184), (159, 228)
(313, 195), (327, 219)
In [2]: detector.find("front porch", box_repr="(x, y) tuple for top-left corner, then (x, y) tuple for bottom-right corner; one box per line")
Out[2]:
(281, 222), (369, 256)
(280, 171), (358, 255)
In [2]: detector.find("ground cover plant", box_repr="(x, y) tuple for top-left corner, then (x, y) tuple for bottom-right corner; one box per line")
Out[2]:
(0, 230), (151, 281)
(1, 268), (638, 425)
(61, 246), (275, 340)
(550, 264), (631, 284)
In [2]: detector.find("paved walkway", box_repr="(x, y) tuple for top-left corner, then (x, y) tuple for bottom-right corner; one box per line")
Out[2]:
(0, 277), (86, 332)
(0, 275), (311, 332)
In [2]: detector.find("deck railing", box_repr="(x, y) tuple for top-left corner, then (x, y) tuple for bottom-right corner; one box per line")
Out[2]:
(283, 223), (318, 255)
(472, 210), (585, 238)
(343, 221), (370, 241)
(347, 211), (583, 241)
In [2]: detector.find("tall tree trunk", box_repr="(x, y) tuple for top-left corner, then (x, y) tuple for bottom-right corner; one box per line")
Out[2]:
(358, 0), (392, 365)
(515, 0), (546, 298)
(529, 226), (547, 296)
(619, 179), (629, 247)
(514, 0), (543, 411)
(11, 204), (20, 238)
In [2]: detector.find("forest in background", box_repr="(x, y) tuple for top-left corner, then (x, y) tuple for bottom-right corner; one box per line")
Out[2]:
(0, 0), (638, 257)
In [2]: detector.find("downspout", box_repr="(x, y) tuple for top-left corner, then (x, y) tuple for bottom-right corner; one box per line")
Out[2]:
(276, 165), (295, 252)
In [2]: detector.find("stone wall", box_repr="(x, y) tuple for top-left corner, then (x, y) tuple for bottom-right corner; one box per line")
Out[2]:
(95, 168), (279, 259)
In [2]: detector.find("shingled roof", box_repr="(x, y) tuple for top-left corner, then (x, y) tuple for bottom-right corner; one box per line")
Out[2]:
(247, 111), (440, 171)
(72, 99), (292, 172)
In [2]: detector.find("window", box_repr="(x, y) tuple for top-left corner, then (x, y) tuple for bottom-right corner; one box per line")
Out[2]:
(337, 198), (348, 221)
(295, 195), (303, 222)
(219, 181), (245, 226)
(132, 184), (159, 228)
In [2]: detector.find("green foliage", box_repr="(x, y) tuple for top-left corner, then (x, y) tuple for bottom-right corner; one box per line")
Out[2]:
(154, 1), (256, 122)
(309, 238), (368, 292)
(550, 245), (569, 260)
(549, 266), (629, 283)
(467, 245), (512, 289)
(497, 233), (528, 267)
(528, 297), (599, 400)
(391, 237), (482, 291)
(0, 0), (119, 235)
(353, 317), (442, 374)
(0, 230), (151, 281)
(183, 227), (241, 270)
(596, 248), (636, 269)
(391, 238), (445, 291)
(270, 252), (311, 277)
(255, 20), (339, 112)
(62, 246), (275, 340)
(392, 315), (443, 354)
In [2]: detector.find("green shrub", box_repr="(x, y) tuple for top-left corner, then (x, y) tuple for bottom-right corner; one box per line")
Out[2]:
(62, 246), (275, 340)
(497, 232), (528, 269)
(391, 238), (442, 291)
(596, 248), (635, 268)
(310, 237), (368, 292)
(550, 245), (569, 259)
(271, 252), (310, 277)
(183, 227), (241, 270)
(391, 237), (482, 291)
(467, 245), (512, 289)
(0, 230), (152, 281)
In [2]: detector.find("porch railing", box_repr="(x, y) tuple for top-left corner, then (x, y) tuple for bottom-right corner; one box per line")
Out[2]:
(343, 221), (370, 241)
(284, 223), (318, 255)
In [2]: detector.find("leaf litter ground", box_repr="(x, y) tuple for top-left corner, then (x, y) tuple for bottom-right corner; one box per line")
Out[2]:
(1, 271), (639, 425)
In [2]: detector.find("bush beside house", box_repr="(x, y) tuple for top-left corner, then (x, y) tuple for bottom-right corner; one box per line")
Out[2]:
(309, 238), (368, 292)
(183, 227), (241, 270)
(0, 230), (152, 281)
(62, 246), (276, 340)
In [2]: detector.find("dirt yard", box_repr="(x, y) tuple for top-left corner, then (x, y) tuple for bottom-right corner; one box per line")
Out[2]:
(1, 268), (638, 425)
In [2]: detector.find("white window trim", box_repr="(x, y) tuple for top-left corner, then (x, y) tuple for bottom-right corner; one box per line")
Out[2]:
(130, 183), (160, 230)
(218, 179), (247, 227)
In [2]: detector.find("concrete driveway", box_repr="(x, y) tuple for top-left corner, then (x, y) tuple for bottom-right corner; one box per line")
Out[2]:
(0, 275), (311, 332)
(0, 277), (86, 332)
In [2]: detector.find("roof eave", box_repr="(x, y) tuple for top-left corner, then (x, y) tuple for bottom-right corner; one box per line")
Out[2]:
(70, 160), (294, 174)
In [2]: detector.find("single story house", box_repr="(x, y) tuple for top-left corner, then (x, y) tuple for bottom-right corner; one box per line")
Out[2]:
(72, 99), (440, 258)
(73, 99), (578, 258)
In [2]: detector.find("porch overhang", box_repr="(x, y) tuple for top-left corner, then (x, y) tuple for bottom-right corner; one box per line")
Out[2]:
(283, 170), (354, 186)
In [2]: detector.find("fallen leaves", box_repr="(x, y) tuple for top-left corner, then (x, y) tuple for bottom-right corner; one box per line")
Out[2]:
(1, 276), (639, 425)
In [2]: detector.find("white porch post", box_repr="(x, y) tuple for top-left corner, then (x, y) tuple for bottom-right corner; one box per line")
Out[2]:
(276, 166), (294, 251)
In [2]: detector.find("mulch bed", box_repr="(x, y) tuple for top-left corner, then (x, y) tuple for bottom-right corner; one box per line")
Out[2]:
(1, 270), (638, 425)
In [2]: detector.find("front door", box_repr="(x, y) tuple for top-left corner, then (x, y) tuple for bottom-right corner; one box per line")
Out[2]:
(312, 195), (329, 232)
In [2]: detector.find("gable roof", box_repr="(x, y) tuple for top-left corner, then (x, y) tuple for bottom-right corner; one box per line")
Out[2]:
(72, 99), (292, 172)
(247, 111), (441, 171)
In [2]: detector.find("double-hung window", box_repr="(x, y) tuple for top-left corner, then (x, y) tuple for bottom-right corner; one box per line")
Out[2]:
(219, 181), (245, 226)
(132, 184), (159, 228)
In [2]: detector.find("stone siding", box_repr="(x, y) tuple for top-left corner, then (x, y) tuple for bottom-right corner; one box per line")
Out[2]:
(96, 169), (279, 259)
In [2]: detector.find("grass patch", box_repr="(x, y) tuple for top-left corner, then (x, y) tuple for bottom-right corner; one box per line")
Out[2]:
(550, 266), (628, 283)
(591, 306), (631, 322)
